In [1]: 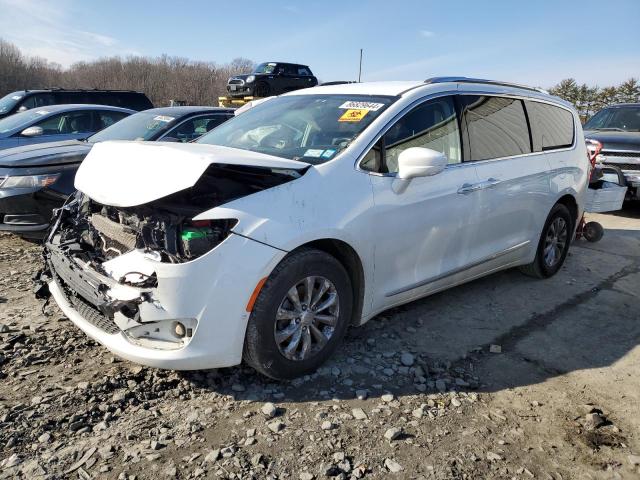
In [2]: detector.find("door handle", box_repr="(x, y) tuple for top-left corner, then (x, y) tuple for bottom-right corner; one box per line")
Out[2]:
(484, 177), (501, 188)
(457, 178), (501, 195)
(457, 183), (483, 194)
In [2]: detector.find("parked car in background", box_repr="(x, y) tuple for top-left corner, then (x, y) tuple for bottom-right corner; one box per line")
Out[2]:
(0, 106), (233, 239)
(0, 104), (135, 151)
(38, 78), (588, 379)
(227, 62), (318, 98)
(584, 103), (640, 200)
(0, 89), (153, 119)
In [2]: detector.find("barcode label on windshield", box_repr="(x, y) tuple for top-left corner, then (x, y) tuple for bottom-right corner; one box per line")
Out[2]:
(339, 101), (384, 111)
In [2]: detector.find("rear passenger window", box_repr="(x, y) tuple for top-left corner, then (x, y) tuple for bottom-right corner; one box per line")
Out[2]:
(54, 92), (87, 104)
(459, 96), (531, 161)
(525, 101), (574, 151)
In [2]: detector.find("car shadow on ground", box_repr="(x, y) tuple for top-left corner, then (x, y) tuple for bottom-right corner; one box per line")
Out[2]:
(178, 214), (640, 404)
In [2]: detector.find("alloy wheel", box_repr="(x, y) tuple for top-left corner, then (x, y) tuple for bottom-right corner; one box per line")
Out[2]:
(274, 276), (339, 361)
(543, 217), (568, 267)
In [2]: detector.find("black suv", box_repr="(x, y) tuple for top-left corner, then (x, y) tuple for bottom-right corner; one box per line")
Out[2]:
(0, 89), (153, 119)
(584, 103), (640, 200)
(226, 62), (318, 98)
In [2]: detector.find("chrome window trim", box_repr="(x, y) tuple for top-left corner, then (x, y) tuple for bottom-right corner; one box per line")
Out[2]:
(354, 89), (578, 176)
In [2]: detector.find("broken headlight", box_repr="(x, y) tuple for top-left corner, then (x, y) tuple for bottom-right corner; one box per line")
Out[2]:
(179, 219), (237, 260)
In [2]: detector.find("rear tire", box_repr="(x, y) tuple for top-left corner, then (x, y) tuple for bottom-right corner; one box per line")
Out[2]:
(519, 203), (573, 279)
(243, 248), (352, 380)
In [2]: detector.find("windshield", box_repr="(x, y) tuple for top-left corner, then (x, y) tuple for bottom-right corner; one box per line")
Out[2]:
(253, 62), (277, 74)
(0, 108), (53, 134)
(0, 91), (24, 115)
(88, 111), (177, 142)
(196, 94), (394, 164)
(584, 106), (640, 132)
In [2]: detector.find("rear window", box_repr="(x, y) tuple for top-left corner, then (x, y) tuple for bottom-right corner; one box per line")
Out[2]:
(525, 101), (574, 151)
(459, 96), (532, 161)
(117, 92), (153, 111)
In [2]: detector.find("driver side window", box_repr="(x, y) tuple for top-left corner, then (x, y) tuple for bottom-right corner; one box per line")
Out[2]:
(35, 111), (93, 135)
(361, 96), (461, 173)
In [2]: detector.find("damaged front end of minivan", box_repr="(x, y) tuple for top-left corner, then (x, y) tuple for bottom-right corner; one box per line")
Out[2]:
(35, 145), (305, 354)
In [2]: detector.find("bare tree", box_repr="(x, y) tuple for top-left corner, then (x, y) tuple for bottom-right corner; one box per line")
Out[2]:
(0, 38), (255, 107)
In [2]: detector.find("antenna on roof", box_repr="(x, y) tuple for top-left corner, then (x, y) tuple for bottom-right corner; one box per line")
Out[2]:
(358, 49), (363, 83)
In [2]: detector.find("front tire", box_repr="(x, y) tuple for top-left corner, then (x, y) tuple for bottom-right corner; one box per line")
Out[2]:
(520, 203), (573, 279)
(254, 82), (270, 98)
(243, 248), (353, 380)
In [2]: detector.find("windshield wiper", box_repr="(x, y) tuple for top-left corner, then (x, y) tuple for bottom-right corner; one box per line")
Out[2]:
(592, 127), (626, 132)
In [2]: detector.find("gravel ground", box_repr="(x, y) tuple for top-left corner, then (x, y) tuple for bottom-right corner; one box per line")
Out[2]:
(0, 206), (639, 479)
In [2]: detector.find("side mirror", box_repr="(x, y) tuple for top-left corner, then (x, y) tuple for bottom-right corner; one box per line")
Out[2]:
(397, 147), (447, 179)
(17, 106), (28, 113)
(21, 126), (43, 137)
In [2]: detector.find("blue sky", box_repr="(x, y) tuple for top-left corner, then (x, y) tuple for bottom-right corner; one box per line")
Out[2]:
(1, 0), (638, 88)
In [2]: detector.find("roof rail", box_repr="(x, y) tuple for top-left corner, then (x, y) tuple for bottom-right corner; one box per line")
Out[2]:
(424, 76), (547, 94)
(40, 87), (143, 93)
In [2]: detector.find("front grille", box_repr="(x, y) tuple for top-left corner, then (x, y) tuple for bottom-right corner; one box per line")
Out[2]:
(228, 79), (244, 85)
(601, 150), (640, 159)
(603, 162), (640, 171)
(52, 267), (120, 335)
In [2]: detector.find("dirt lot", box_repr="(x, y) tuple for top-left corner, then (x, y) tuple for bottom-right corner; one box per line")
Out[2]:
(0, 206), (639, 480)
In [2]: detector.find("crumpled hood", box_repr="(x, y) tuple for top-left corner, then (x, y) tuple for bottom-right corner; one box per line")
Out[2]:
(74, 141), (308, 207)
(0, 140), (91, 167)
(584, 130), (640, 151)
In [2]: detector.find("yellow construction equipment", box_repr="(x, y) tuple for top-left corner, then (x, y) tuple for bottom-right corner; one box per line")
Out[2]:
(218, 96), (263, 108)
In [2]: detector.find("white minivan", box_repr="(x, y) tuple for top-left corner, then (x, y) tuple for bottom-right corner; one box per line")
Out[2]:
(40, 77), (589, 379)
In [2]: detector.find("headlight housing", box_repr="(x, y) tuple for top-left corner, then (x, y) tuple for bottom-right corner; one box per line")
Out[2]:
(179, 219), (237, 260)
(0, 173), (60, 189)
(245, 75), (255, 83)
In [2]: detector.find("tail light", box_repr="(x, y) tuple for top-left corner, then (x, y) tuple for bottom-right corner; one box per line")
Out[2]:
(585, 139), (603, 180)
(585, 139), (602, 166)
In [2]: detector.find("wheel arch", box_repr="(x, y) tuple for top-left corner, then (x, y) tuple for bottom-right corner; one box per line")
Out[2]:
(555, 193), (579, 229)
(291, 238), (365, 327)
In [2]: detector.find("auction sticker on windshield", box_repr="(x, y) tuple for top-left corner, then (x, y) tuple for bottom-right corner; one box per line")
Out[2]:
(339, 109), (368, 122)
(303, 149), (325, 158)
(153, 115), (175, 123)
(339, 101), (385, 111)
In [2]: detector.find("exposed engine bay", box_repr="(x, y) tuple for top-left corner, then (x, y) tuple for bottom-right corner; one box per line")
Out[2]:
(50, 163), (301, 266)
(34, 162), (303, 345)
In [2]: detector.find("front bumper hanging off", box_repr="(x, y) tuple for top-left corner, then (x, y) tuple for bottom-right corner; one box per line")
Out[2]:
(36, 230), (285, 370)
